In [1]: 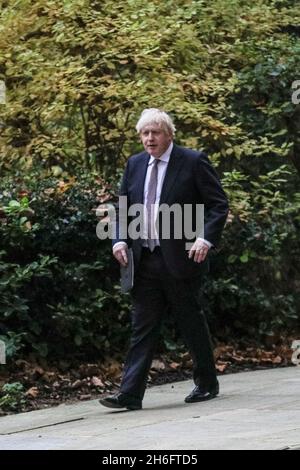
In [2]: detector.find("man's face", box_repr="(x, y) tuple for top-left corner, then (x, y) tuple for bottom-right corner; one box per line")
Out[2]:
(140, 124), (173, 158)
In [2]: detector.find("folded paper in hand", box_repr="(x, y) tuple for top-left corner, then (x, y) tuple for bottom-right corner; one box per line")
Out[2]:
(120, 248), (134, 293)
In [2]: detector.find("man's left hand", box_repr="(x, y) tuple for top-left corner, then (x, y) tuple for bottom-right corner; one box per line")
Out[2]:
(188, 240), (210, 263)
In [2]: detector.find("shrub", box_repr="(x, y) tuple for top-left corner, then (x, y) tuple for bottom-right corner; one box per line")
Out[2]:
(0, 170), (132, 359)
(0, 165), (299, 360)
(0, 382), (26, 412)
(202, 165), (300, 339)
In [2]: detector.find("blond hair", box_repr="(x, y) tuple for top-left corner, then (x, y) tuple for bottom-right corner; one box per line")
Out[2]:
(136, 108), (176, 136)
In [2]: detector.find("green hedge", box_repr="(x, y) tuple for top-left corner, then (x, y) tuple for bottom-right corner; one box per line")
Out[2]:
(0, 166), (299, 360)
(0, 171), (132, 359)
(205, 165), (300, 339)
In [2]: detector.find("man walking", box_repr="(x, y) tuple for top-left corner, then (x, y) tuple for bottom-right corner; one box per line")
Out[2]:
(100, 108), (229, 410)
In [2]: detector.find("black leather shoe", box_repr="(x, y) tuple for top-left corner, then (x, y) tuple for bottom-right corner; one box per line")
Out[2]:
(185, 382), (219, 403)
(99, 393), (142, 410)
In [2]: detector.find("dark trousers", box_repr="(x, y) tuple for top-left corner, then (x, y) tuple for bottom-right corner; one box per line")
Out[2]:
(120, 247), (217, 400)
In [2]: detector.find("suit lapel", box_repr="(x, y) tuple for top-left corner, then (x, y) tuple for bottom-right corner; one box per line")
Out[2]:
(160, 144), (184, 203)
(133, 152), (150, 204)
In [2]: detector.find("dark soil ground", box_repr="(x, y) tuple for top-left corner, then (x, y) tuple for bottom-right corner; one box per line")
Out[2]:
(0, 336), (296, 416)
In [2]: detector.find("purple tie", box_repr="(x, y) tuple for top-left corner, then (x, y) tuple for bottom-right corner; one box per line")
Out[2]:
(146, 159), (160, 251)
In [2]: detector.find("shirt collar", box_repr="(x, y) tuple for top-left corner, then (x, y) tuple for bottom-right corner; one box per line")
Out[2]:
(148, 142), (173, 166)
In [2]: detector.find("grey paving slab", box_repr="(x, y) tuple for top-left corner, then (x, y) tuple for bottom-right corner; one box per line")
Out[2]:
(0, 367), (300, 450)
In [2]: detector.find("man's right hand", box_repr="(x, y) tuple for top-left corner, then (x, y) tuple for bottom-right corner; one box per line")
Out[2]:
(113, 243), (128, 267)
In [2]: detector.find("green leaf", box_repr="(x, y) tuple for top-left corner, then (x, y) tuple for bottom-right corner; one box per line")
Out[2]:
(240, 253), (249, 263)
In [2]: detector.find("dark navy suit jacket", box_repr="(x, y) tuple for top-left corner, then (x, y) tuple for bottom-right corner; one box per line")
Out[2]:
(114, 144), (229, 279)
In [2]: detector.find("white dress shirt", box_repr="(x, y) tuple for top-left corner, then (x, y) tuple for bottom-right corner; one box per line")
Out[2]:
(142, 142), (173, 246)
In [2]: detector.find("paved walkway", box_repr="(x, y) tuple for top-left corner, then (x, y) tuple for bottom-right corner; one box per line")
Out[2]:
(0, 367), (300, 450)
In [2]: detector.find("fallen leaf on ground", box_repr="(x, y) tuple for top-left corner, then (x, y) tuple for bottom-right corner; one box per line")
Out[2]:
(25, 387), (39, 398)
(151, 360), (166, 371)
(91, 376), (105, 388)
